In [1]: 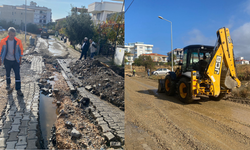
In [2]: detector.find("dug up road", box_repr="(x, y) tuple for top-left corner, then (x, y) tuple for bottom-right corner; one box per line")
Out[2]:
(125, 76), (250, 150)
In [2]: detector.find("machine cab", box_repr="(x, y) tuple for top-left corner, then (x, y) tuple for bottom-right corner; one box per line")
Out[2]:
(181, 45), (214, 77)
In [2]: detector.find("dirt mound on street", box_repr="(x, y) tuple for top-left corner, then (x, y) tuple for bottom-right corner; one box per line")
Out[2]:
(69, 59), (124, 110)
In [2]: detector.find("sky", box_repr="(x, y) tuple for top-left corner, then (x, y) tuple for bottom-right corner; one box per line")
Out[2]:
(1, 0), (122, 21)
(125, 0), (250, 60)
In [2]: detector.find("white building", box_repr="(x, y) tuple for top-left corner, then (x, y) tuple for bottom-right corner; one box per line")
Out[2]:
(18, 1), (52, 26)
(124, 42), (153, 65)
(167, 48), (184, 63)
(88, 1), (124, 24)
(236, 57), (249, 65)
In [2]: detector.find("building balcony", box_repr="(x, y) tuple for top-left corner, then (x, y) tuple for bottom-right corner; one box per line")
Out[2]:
(145, 48), (152, 50)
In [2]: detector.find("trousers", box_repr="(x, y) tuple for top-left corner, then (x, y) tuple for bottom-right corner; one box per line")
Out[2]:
(79, 50), (87, 60)
(4, 59), (21, 90)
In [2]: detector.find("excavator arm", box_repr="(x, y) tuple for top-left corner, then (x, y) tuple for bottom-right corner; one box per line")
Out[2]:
(206, 27), (241, 97)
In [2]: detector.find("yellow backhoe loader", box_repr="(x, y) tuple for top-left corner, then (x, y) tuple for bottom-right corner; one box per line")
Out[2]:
(158, 27), (241, 103)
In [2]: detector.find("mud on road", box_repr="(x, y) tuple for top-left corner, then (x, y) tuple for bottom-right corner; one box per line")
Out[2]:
(125, 76), (250, 150)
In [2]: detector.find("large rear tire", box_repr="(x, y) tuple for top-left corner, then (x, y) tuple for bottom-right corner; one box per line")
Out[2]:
(177, 77), (193, 104)
(164, 75), (175, 96)
(209, 93), (226, 101)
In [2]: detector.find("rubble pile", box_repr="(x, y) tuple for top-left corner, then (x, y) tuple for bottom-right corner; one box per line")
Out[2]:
(55, 97), (106, 149)
(70, 59), (124, 110)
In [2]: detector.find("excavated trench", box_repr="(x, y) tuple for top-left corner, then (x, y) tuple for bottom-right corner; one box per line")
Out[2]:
(23, 36), (125, 149)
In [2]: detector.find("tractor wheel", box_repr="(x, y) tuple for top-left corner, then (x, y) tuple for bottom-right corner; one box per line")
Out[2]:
(164, 75), (175, 96)
(177, 78), (193, 104)
(209, 93), (226, 101)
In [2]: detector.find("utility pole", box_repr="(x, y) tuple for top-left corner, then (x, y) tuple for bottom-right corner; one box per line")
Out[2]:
(25, 0), (27, 43)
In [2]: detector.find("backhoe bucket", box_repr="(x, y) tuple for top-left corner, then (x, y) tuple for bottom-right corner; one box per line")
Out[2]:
(158, 79), (165, 93)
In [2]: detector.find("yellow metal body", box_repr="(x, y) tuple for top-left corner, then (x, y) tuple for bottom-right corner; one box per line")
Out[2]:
(189, 27), (241, 98)
(191, 71), (197, 96)
(206, 28), (241, 97)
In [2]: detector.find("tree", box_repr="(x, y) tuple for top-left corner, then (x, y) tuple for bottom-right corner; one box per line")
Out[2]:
(133, 55), (155, 70)
(55, 19), (67, 34)
(0, 20), (20, 30)
(46, 22), (56, 30)
(65, 6), (94, 48)
(26, 23), (39, 34)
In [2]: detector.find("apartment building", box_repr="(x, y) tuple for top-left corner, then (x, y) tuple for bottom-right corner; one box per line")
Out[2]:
(124, 42), (153, 65)
(125, 42), (153, 58)
(18, 1), (52, 26)
(125, 53), (134, 65)
(88, 1), (124, 25)
(167, 48), (184, 64)
(0, 5), (34, 26)
(142, 53), (168, 63)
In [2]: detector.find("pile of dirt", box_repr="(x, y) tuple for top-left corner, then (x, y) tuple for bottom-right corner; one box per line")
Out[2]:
(55, 97), (106, 149)
(69, 59), (124, 110)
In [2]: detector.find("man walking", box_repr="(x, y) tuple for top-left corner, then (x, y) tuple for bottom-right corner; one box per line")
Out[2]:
(147, 68), (150, 76)
(79, 37), (89, 60)
(0, 27), (24, 96)
(89, 39), (97, 59)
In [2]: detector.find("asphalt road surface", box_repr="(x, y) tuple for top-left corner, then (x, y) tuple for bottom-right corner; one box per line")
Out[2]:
(125, 76), (250, 150)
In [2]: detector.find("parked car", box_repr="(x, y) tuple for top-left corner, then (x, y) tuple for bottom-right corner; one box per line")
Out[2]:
(0, 26), (6, 32)
(152, 68), (170, 75)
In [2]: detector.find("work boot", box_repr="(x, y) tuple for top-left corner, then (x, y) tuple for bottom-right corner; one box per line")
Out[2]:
(17, 90), (24, 97)
(6, 84), (11, 90)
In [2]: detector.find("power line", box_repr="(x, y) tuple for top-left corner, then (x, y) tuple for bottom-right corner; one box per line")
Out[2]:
(125, 0), (135, 13)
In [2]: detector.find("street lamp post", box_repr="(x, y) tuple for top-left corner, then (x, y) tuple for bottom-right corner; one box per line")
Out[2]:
(25, 0), (27, 43)
(158, 16), (174, 71)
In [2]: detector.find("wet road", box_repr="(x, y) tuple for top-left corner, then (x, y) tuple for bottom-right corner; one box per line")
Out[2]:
(36, 37), (69, 57)
(125, 76), (250, 150)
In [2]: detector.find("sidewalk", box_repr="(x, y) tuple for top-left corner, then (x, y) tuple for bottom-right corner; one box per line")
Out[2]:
(0, 56), (44, 149)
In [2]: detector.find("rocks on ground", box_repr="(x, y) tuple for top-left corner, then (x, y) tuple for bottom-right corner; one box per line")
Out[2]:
(69, 59), (124, 110)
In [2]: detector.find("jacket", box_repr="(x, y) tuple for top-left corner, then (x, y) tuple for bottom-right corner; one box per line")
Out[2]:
(90, 41), (97, 53)
(81, 40), (89, 53)
(0, 35), (23, 64)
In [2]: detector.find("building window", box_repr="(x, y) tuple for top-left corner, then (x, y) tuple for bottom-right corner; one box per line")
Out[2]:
(140, 46), (143, 49)
(43, 20), (46, 23)
(40, 10), (42, 13)
(40, 20), (42, 23)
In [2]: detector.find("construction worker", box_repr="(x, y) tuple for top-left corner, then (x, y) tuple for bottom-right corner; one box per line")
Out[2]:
(147, 68), (150, 76)
(133, 68), (136, 76)
(0, 27), (24, 96)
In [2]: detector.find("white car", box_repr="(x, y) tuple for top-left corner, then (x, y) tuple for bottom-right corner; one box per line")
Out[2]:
(0, 26), (5, 32)
(152, 68), (170, 75)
